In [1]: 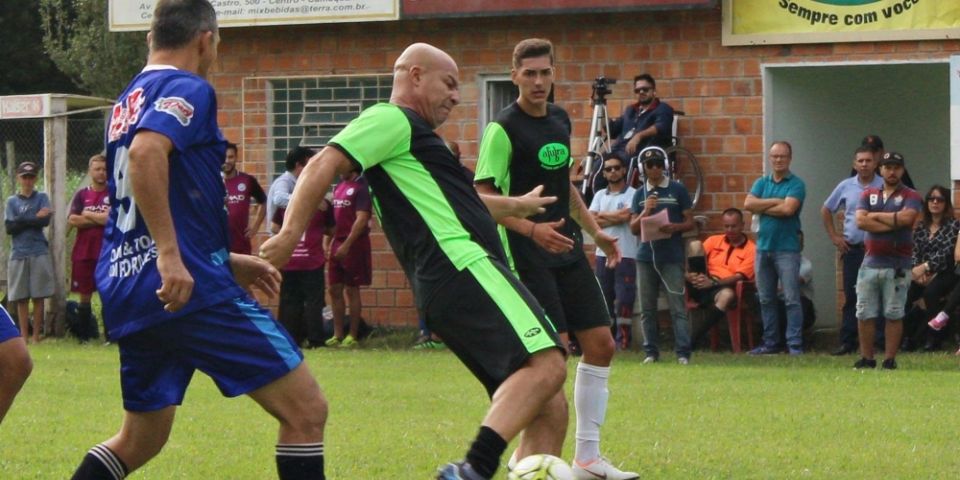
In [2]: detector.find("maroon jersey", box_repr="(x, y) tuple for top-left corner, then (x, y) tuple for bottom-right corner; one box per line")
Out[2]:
(224, 171), (266, 254)
(332, 176), (371, 240)
(272, 202), (335, 271)
(69, 186), (110, 261)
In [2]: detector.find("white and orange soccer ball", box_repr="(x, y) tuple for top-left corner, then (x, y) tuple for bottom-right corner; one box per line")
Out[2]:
(507, 454), (574, 480)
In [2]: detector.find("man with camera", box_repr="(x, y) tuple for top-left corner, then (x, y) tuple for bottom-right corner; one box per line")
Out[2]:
(609, 74), (675, 160)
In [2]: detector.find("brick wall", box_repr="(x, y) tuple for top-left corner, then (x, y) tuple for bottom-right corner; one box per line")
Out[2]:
(211, 8), (959, 327)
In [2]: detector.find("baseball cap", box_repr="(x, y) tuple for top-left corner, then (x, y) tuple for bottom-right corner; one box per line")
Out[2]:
(16, 161), (38, 177)
(640, 146), (667, 166)
(861, 134), (884, 151)
(879, 151), (904, 167)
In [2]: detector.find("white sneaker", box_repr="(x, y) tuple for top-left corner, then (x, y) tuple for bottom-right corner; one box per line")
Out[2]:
(572, 457), (640, 480)
(678, 357), (689, 365)
(642, 356), (658, 364)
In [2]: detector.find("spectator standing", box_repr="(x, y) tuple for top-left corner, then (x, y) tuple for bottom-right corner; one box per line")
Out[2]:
(822, 145), (883, 355)
(609, 74), (674, 160)
(5, 161), (54, 344)
(854, 134), (915, 189)
(588, 151), (638, 349)
(853, 152), (921, 370)
(267, 146), (313, 228)
(67, 154), (111, 342)
(222, 142), (266, 254)
(325, 167), (372, 348)
(272, 201), (335, 348)
(685, 208), (756, 348)
(744, 141), (806, 355)
(629, 147), (695, 363)
(900, 185), (959, 351)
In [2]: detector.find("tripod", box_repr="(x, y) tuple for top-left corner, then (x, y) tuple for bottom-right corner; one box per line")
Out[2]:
(580, 77), (615, 198)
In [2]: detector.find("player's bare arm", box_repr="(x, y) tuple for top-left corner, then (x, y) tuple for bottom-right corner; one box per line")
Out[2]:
(260, 146), (353, 268)
(128, 130), (194, 312)
(478, 184), (557, 220)
(475, 182), (573, 254)
(333, 210), (371, 261)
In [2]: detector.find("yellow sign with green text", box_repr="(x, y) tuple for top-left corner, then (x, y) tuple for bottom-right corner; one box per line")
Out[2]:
(724, 0), (960, 45)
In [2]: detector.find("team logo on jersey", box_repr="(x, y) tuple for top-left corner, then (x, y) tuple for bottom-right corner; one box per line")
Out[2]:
(523, 327), (542, 338)
(894, 195), (903, 206)
(154, 97), (194, 126)
(346, 187), (355, 196)
(538, 143), (570, 170)
(238, 183), (247, 192)
(108, 88), (146, 142)
(869, 193), (878, 205)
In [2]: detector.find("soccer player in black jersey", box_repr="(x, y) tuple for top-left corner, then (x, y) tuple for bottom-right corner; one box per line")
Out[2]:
(261, 43), (569, 480)
(475, 38), (638, 480)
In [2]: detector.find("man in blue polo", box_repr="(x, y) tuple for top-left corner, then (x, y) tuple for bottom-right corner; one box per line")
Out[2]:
(744, 141), (806, 355)
(609, 74), (674, 160)
(822, 145), (883, 356)
(852, 152), (921, 370)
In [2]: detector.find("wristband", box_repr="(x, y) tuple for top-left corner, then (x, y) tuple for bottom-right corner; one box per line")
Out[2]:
(893, 211), (898, 227)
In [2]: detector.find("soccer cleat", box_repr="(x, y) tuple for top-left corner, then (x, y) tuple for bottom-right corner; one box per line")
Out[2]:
(572, 457), (640, 480)
(853, 357), (877, 369)
(413, 339), (446, 350)
(882, 358), (897, 370)
(339, 335), (358, 348)
(436, 461), (487, 480)
(324, 337), (341, 347)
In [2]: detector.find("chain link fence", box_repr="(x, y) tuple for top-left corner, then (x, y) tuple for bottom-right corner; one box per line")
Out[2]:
(0, 110), (108, 335)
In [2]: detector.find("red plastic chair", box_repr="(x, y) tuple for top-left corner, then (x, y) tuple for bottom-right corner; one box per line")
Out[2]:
(708, 280), (756, 353)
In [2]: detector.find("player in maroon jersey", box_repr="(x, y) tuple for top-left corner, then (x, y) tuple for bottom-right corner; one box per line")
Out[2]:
(68, 154), (111, 341)
(223, 142), (266, 254)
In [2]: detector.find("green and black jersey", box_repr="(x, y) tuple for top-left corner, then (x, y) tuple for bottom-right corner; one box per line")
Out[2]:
(329, 103), (507, 308)
(475, 102), (584, 269)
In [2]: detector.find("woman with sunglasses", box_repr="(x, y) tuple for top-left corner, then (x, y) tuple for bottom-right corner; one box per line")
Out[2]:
(901, 185), (959, 351)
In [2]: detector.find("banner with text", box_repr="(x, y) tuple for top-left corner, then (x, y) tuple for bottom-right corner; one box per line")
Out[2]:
(109, 0), (399, 31)
(723, 0), (960, 45)
(951, 56), (960, 180)
(402, 0), (715, 18)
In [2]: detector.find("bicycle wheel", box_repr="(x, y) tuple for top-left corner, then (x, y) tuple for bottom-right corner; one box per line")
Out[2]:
(666, 145), (703, 210)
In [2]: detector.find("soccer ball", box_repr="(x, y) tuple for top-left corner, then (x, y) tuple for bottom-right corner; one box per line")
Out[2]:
(507, 454), (574, 480)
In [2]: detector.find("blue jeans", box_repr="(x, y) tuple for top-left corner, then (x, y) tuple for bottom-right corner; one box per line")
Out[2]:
(638, 261), (691, 358)
(756, 250), (803, 349)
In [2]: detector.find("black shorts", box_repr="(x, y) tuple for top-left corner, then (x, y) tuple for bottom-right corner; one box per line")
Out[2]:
(424, 257), (563, 397)
(516, 255), (611, 334)
(687, 283), (730, 308)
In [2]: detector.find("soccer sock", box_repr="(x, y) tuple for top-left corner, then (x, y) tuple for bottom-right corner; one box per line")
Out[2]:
(79, 303), (94, 340)
(465, 425), (507, 479)
(71, 444), (129, 480)
(276, 442), (325, 480)
(574, 361), (610, 464)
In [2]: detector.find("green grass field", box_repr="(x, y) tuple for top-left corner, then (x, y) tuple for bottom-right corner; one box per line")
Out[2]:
(4, 337), (960, 479)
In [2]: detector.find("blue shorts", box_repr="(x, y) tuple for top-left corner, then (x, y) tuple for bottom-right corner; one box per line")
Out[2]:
(118, 295), (303, 412)
(0, 306), (19, 343)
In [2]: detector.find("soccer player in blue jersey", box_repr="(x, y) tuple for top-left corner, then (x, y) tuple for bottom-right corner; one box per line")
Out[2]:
(70, 1), (328, 479)
(0, 306), (31, 425)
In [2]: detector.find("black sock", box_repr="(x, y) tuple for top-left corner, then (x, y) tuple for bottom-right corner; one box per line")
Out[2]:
(465, 426), (507, 479)
(276, 442), (325, 480)
(79, 303), (97, 340)
(71, 444), (128, 480)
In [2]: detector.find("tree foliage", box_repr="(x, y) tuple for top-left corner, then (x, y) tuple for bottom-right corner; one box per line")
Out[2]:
(0, 0), (76, 95)
(40, 0), (147, 99)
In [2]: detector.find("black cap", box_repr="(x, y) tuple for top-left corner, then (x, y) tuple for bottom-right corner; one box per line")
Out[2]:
(640, 147), (667, 165)
(861, 135), (884, 151)
(879, 151), (904, 167)
(16, 161), (38, 177)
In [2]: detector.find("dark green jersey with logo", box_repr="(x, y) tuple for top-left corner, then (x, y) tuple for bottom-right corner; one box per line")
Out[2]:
(476, 102), (584, 268)
(329, 103), (506, 308)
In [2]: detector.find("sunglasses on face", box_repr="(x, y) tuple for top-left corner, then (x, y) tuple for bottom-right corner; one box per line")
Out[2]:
(928, 196), (946, 204)
(634, 87), (652, 93)
(603, 165), (622, 172)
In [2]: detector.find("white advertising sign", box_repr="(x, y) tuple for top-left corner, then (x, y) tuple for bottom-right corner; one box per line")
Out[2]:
(952, 55), (960, 180)
(0, 95), (51, 119)
(109, 0), (399, 32)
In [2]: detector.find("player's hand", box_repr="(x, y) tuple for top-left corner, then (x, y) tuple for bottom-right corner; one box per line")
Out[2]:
(659, 223), (678, 234)
(259, 230), (299, 269)
(515, 185), (557, 218)
(244, 227), (256, 239)
(531, 218), (575, 254)
(830, 234), (850, 254)
(593, 230), (621, 268)
(155, 253), (195, 312)
(36, 207), (51, 218)
(230, 253), (282, 297)
(626, 134), (642, 155)
(332, 243), (349, 261)
(643, 195), (658, 212)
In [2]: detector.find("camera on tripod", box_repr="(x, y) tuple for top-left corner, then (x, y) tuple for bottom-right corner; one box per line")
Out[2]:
(591, 76), (617, 103)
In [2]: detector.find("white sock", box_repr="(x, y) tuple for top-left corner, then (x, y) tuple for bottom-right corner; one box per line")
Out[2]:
(574, 361), (610, 464)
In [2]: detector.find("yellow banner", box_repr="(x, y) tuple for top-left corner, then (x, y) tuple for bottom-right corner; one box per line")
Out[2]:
(733, 0), (960, 35)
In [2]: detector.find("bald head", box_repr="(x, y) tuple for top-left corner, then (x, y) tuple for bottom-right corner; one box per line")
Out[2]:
(391, 43), (461, 129)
